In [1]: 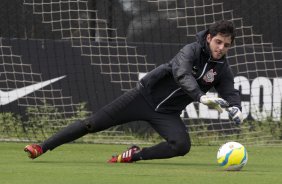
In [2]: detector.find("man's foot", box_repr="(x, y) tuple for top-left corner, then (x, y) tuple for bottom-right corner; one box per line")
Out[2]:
(24, 144), (43, 159)
(108, 145), (141, 163)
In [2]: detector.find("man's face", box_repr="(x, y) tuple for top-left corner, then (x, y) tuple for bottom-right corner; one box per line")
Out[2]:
(206, 33), (232, 60)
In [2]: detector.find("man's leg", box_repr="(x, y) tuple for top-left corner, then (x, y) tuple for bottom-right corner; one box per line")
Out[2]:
(108, 112), (191, 163)
(24, 88), (143, 158)
(40, 107), (114, 152)
(131, 114), (191, 161)
(24, 107), (115, 159)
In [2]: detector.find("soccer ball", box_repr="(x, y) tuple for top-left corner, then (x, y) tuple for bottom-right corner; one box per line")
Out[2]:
(217, 141), (248, 171)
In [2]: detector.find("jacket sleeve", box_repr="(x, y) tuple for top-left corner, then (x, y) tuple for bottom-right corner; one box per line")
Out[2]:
(170, 44), (205, 101)
(214, 65), (242, 110)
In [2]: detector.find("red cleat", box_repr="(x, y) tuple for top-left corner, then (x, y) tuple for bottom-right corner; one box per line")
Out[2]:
(108, 145), (140, 163)
(24, 144), (43, 159)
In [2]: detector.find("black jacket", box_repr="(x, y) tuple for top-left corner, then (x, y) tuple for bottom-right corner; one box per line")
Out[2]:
(138, 30), (241, 113)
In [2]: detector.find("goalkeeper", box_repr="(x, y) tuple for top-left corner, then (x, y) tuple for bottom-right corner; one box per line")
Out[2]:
(24, 20), (243, 163)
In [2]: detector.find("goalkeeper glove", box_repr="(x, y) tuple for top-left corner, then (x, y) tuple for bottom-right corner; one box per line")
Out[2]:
(200, 95), (229, 113)
(227, 106), (243, 125)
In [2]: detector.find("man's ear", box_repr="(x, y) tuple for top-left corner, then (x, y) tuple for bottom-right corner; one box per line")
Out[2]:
(206, 34), (211, 43)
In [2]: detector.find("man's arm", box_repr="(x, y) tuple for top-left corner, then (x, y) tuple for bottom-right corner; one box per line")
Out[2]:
(215, 66), (243, 124)
(170, 44), (205, 101)
(171, 44), (228, 112)
(214, 66), (241, 109)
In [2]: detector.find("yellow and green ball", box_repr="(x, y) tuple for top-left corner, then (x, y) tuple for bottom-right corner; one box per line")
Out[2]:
(217, 141), (248, 171)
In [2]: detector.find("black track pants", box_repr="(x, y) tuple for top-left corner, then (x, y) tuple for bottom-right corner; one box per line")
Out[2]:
(84, 88), (191, 160)
(42, 88), (191, 160)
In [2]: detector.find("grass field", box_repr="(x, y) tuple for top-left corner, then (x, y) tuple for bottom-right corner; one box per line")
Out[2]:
(0, 142), (282, 184)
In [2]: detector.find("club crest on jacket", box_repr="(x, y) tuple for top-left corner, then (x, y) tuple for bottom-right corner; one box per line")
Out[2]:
(203, 69), (217, 83)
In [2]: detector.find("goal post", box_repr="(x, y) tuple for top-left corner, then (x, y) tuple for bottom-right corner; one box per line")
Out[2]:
(0, 0), (282, 145)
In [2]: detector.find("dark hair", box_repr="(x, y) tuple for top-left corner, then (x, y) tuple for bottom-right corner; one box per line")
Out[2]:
(208, 20), (236, 43)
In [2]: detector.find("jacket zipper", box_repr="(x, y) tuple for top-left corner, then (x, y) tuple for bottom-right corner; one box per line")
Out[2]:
(196, 62), (208, 80)
(155, 87), (182, 111)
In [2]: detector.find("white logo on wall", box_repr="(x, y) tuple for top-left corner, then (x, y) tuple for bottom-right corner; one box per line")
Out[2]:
(0, 76), (65, 105)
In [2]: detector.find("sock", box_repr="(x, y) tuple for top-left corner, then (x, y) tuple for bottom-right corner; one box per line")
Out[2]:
(40, 120), (88, 152)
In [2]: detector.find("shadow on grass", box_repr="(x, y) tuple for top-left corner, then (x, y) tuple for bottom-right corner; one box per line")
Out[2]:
(23, 159), (211, 167)
(137, 161), (212, 167)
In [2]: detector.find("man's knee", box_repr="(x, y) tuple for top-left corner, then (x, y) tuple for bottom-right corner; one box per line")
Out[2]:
(169, 134), (191, 156)
(81, 118), (94, 132)
(82, 110), (114, 133)
(175, 139), (191, 156)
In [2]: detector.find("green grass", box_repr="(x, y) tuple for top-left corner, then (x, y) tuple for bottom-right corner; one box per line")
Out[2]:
(0, 142), (282, 184)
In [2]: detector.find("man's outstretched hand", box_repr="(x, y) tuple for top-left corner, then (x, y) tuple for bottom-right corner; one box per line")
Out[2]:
(227, 106), (243, 125)
(200, 95), (229, 113)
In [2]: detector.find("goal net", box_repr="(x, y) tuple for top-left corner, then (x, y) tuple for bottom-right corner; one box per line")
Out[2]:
(0, 0), (281, 145)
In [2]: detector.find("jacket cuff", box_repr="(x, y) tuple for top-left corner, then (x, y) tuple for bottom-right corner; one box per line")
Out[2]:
(197, 93), (205, 102)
